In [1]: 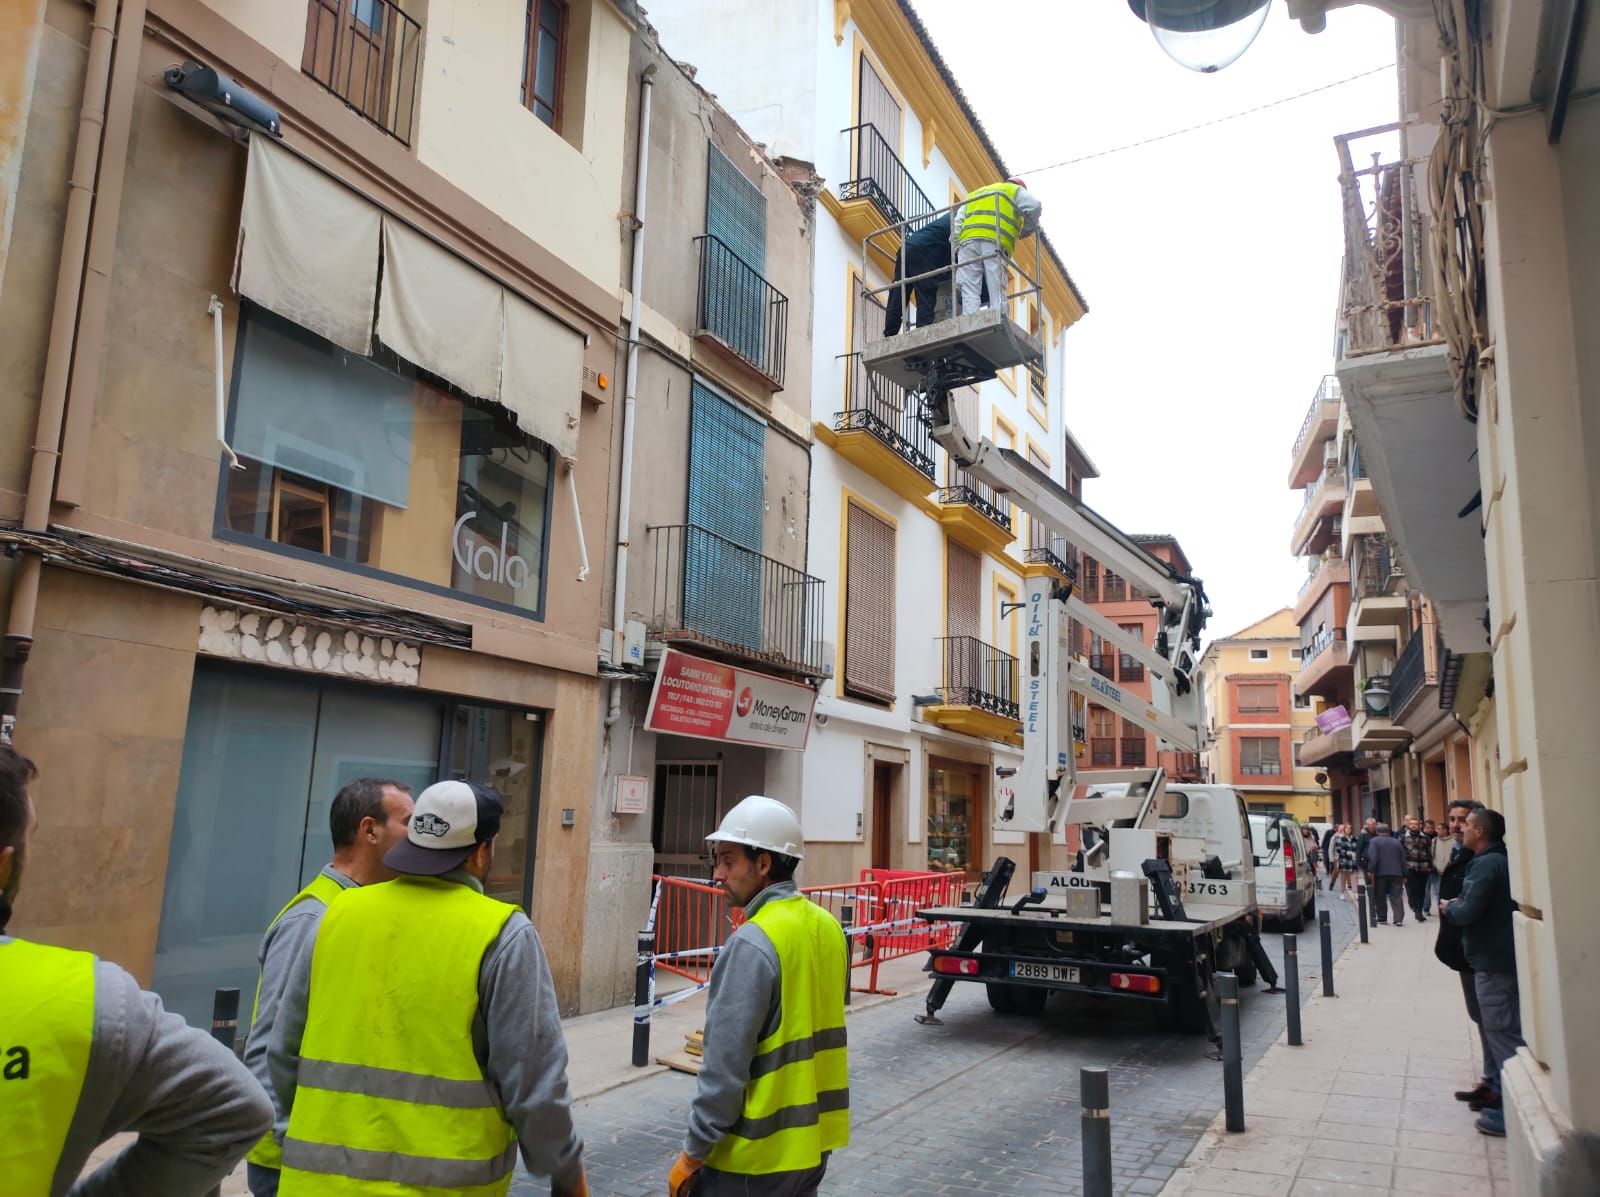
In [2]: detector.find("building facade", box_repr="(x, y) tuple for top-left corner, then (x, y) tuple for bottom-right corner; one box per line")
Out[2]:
(643, 0), (1090, 885)
(1200, 609), (1323, 820)
(0, 0), (639, 1020)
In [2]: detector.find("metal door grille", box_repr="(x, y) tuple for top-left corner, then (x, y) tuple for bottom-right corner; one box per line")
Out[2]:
(652, 761), (721, 879)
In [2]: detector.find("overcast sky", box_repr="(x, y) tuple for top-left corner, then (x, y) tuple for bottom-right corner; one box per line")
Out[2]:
(914, 0), (1401, 643)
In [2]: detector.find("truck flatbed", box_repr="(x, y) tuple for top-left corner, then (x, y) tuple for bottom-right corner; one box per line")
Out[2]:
(916, 900), (1252, 936)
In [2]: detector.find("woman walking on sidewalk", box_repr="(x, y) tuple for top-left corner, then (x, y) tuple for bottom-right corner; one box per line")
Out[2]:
(1330, 824), (1359, 899)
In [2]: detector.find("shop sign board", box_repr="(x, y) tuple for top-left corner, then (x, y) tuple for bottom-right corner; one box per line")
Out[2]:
(644, 649), (815, 751)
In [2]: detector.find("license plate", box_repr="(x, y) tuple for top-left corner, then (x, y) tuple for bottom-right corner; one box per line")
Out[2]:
(1010, 962), (1080, 984)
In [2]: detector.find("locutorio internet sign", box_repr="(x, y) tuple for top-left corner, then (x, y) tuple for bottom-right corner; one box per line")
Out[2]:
(644, 648), (817, 750)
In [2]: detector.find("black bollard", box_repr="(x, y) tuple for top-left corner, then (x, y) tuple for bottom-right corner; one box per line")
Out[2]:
(209, 987), (240, 1052)
(1357, 884), (1370, 943)
(1283, 934), (1302, 1046)
(1218, 971), (1245, 1132)
(632, 930), (654, 1068)
(1080, 1066), (1112, 1197)
(841, 902), (854, 1006)
(1319, 909), (1336, 997)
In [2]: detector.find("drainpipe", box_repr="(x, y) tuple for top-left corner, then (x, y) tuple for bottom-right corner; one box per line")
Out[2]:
(605, 61), (656, 731)
(1, 0), (121, 745)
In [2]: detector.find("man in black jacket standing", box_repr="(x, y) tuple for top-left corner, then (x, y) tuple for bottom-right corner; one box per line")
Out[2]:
(1441, 807), (1524, 1137)
(1436, 800), (1493, 1111)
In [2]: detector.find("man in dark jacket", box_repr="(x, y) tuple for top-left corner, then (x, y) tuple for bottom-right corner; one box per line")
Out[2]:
(1441, 807), (1524, 1137)
(883, 214), (952, 336)
(1436, 800), (1494, 1110)
(1399, 816), (1435, 921)
(1365, 823), (1406, 925)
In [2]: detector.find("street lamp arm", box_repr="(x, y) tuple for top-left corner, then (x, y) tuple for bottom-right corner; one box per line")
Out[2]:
(1287, 0), (1434, 34)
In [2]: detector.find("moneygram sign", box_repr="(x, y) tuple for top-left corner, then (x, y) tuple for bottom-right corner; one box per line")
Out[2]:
(645, 649), (816, 750)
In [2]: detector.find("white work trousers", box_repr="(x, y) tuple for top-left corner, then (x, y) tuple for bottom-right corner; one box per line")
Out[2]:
(956, 239), (1006, 315)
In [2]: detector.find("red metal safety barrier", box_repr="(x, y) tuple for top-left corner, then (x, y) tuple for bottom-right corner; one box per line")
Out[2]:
(651, 875), (736, 984)
(865, 869), (968, 962)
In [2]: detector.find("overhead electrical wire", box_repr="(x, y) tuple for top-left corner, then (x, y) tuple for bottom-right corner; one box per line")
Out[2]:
(1020, 64), (1395, 176)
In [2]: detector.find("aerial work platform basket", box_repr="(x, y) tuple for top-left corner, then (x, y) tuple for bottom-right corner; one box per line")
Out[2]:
(857, 192), (1046, 393)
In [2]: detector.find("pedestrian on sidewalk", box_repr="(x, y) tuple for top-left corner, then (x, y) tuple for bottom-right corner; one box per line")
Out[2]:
(0, 743), (272, 1195)
(668, 795), (849, 1197)
(1429, 816), (1452, 915)
(269, 780), (588, 1195)
(1400, 816), (1435, 922)
(242, 778), (414, 1197)
(1366, 823), (1406, 925)
(1435, 799), (1494, 1112)
(1355, 816), (1379, 896)
(1331, 823), (1359, 899)
(1440, 807), (1526, 1137)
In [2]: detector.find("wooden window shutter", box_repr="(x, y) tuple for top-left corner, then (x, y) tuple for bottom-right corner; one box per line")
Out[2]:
(844, 501), (896, 703)
(945, 541), (981, 639)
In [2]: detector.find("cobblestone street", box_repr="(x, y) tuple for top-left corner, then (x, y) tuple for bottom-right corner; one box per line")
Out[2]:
(515, 899), (1358, 1197)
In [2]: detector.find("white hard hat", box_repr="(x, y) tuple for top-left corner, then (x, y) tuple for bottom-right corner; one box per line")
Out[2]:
(706, 795), (804, 860)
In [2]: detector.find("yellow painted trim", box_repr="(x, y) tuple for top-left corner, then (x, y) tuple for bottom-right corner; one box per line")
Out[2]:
(839, 486), (899, 708)
(1025, 435), (1050, 470)
(834, 0), (851, 44)
(922, 117), (937, 168)
(846, 260), (862, 356)
(922, 704), (1022, 745)
(992, 407), (1017, 449)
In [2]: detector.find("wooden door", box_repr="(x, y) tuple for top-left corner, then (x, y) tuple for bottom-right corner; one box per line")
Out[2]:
(871, 763), (892, 871)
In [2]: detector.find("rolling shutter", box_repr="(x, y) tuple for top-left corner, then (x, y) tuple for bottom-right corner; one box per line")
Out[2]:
(705, 146), (767, 363)
(686, 382), (765, 652)
(844, 501), (896, 703)
(946, 541), (981, 639)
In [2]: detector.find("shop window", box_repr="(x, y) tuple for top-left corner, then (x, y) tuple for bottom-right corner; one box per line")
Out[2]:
(928, 761), (979, 875)
(220, 306), (551, 617)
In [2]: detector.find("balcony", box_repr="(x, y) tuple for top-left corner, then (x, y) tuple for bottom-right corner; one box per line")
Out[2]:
(1352, 706), (1410, 754)
(1292, 555), (1350, 624)
(1237, 762), (1286, 778)
(1350, 535), (1407, 628)
(1333, 122), (1487, 651)
(1101, 574), (1127, 603)
(1295, 626), (1351, 698)
(1288, 375), (1342, 488)
(645, 524), (825, 678)
(1289, 463), (1347, 555)
(1297, 722), (1354, 767)
(937, 466), (1013, 556)
(923, 635), (1021, 743)
(1089, 653), (1116, 679)
(304, 0), (423, 145)
(1024, 531), (1078, 585)
(1389, 627), (1437, 724)
(1169, 751), (1202, 780)
(1118, 656), (1145, 684)
(825, 352), (937, 506)
(1120, 737), (1147, 767)
(693, 235), (789, 391)
(1089, 738), (1116, 767)
(831, 123), (937, 276)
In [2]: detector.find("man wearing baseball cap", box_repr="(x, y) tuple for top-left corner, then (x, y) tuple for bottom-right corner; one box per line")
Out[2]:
(667, 795), (849, 1197)
(267, 780), (587, 1197)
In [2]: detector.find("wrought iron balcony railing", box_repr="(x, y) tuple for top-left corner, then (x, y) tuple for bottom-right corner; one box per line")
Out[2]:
(303, 0), (423, 145)
(939, 467), (1012, 534)
(646, 524), (824, 677)
(1238, 762), (1284, 776)
(1290, 374), (1342, 464)
(694, 234), (789, 388)
(1090, 738), (1116, 767)
(1354, 534), (1405, 598)
(1120, 737), (1147, 767)
(1336, 122), (1441, 356)
(833, 352), (936, 480)
(1089, 652), (1116, 679)
(1389, 625), (1438, 716)
(1101, 574), (1127, 603)
(1025, 531), (1078, 583)
(1119, 657), (1145, 684)
(936, 635), (1019, 721)
(839, 123), (936, 230)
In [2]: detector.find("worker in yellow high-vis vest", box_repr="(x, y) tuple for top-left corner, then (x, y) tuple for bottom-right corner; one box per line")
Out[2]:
(0, 742), (271, 1196)
(667, 795), (849, 1197)
(955, 176), (1043, 317)
(242, 777), (414, 1197)
(267, 779), (587, 1197)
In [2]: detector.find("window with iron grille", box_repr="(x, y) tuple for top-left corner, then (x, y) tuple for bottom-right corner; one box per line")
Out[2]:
(1119, 720), (1147, 767)
(1239, 736), (1282, 775)
(1117, 622), (1144, 682)
(302, 0), (422, 144)
(521, 0), (567, 128)
(844, 501), (896, 704)
(1238, 682), (1279, 714)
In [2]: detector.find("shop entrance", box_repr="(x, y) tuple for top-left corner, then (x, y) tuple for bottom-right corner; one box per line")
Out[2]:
(652, 760), (722, 879)
(152, 664), (543, 1028)
(927, 756), (985, 879)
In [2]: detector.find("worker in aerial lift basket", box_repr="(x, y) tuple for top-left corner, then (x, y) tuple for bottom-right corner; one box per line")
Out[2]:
(667, 795), (849, 1197)
(883, 212), (952, 336)
(954, 176), (1042, 317)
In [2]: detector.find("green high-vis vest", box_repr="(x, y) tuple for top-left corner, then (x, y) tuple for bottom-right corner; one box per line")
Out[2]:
(958, 182), (1023, 255)
(246, 869), (349, 1171)
(0, 939), (96, 1196)
(704, 894), (850, 1175)
(279, 875), (518, 1197)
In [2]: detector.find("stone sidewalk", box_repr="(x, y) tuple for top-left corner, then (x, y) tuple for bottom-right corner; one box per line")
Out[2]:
(1162, 904), (1510, 1197)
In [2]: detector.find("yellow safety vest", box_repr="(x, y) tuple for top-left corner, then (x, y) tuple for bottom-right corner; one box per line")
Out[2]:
(246, 869), (351, 1171)
(704, 894), (849, 1176)
(279, 875), (518, 1197)
(0, 938), (96, 1196)
(957, 182), (1023, 255)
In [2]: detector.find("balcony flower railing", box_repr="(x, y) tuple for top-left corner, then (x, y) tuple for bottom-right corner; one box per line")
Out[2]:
(303, 0), (423, 145)
(839, 122), (936, 229)
(646, 524), (824, 677)
(1336, 122), (1441, 356)
(833, 351), (936, 480)
(939, 467), (1012, 534)
(694, 234), (789, 388)
(1291, 374), (1342, 464)
(936, 635), (1019, 721)
(1025, 531), (1078, 583)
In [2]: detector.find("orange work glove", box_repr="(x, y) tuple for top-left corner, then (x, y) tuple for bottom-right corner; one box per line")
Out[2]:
(553, 1165), (589, 1197)
(668, 1150), (703, 1197)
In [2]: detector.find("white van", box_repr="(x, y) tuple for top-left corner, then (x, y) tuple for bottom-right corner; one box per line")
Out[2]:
(1248, 814), (1317, 931)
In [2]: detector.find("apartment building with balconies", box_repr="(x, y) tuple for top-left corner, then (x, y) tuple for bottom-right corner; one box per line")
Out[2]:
(1199, 609), (1323, 820)
(643, 0), (1089, 885)
(0, 0), (637, 1019)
